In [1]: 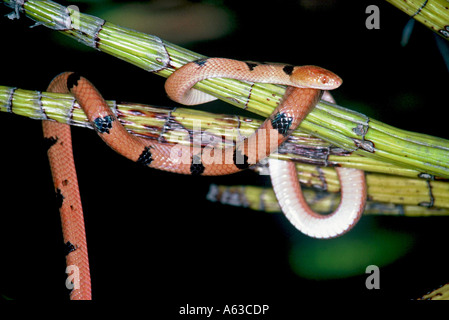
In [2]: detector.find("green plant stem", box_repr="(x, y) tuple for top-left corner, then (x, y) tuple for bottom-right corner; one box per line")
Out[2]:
(385, 0), (449, 40)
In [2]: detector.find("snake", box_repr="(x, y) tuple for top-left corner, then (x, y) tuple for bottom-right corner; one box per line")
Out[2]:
(165, 58), (366, 239)
(43, 58), (365, 299)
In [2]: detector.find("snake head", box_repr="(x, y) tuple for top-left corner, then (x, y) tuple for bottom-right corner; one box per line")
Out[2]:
(291, 66), (342, 90)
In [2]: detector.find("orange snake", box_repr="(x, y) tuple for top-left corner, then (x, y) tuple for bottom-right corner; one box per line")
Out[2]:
(43, 58), (366, 299)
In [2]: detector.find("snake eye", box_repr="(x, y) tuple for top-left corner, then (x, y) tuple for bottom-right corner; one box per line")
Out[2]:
(320, 75), (329, 85)
(318, 71), (342, 89)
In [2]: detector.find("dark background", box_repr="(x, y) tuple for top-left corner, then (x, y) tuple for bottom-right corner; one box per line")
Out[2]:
(0, 0), (448, 311)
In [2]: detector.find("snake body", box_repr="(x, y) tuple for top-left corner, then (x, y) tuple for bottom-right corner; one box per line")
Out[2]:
(43, 75), (92, 300)
(269, 162), (366, 238)
(44, 58), (365, 299)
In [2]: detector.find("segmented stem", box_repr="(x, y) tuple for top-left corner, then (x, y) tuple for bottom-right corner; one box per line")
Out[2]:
(2, 84), (449, 211)
(385, 0), (449, 40)
(207, 176), (449, 216)
(2, 85), (448, 179)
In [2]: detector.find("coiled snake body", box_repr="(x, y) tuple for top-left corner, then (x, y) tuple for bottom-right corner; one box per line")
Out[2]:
(44, 58), (366, 299)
